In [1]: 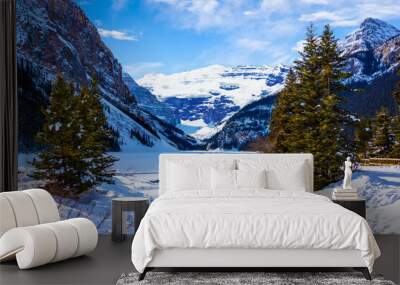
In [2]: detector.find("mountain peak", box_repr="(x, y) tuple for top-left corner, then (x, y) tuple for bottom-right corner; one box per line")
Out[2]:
(359, 18), (400, 38)
(360, 17), (391, 28)
(342, 18), (400, 55)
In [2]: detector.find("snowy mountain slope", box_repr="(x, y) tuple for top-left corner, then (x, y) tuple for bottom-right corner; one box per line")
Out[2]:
(122, 73), (180, 126)
(102, 95), (200, 151)
(103, 100), (176, 152)
(137, 65), (288, 138)
(206, 95), (276, 150)
(16, 0), (198, 152)
(341, 18), (400, 83)
(374, 34), (400, 74)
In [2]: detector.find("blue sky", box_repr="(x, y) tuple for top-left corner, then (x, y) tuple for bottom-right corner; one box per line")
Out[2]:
(77, 0), (400, 79)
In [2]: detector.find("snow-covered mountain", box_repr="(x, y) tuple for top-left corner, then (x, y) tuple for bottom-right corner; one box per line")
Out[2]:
(340, 18), (400, 116)
(17, 0), (198, 152)
(207, 18), (400, 149)
(342, 18), (399, 55)
(122, 72), (179, 126)
(341, 18), (400, 83)
(205, 95), (276, 150)
(137, 65), (288, 139)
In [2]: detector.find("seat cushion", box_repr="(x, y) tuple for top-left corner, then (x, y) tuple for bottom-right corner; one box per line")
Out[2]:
(0, 189), (60, 238)
(0, 218), (98, 269)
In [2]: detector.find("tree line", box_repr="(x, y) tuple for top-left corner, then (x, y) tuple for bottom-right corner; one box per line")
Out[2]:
(356, 86), (400, 159)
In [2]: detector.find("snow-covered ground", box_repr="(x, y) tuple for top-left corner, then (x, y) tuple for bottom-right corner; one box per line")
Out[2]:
(318, 165), (400, 234)
(18, 152), (400, 235)
(18, 152), (163, 234)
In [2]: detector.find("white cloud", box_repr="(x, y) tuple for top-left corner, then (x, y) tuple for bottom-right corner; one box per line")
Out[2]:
(243, 10), (257, 16)
(112, 0), (129, 11)
(357, 2), (400, 19)
(147, 0), (251, 31)
(260, 0), (291, 13)
(300, 0), (329, 5)
(237, 38), (269, 51)
(299, 11), (360, 27)
(124, 62), (164, 78)
(292, 40), (305, 53)
(299, 11), (342, 22)
(98, 28), (138, 41)
(299, 1), (400, 28)
(150, 0), (177, 4)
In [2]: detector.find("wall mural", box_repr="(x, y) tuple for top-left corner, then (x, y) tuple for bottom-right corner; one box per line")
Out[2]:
(17, 0), (400, 234)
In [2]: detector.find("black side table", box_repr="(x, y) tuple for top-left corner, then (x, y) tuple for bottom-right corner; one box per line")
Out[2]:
(112, 197), (149, 242)
(332, 199), (366, 218)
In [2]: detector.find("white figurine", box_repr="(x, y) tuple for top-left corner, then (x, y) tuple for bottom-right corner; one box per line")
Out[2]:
(342, 157), (353, 190)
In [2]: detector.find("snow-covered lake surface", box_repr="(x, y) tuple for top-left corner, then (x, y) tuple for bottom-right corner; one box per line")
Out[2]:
(18, 152), (400, 234)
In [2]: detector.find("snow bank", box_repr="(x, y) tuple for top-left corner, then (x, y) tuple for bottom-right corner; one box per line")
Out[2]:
(318, 165), (400, 234)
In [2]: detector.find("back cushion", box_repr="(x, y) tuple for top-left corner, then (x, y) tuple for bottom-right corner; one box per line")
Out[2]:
(0, 189), (60, 238)
(238, 159), (307, 191)
(166, 159), (236, 192)
(0, 196), (17, 237)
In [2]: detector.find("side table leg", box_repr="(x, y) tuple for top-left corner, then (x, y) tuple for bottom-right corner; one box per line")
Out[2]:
(134, 201), (149, 235)
(112, 201), (123, 242)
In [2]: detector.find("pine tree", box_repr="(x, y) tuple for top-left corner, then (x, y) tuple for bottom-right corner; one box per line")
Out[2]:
(393, 59), (400, 107)
(75, 79), (117, 193)
(390, 67), (400, 157)
(293, 24), (320, 153)
(268, 24), (349, 189)
(390, 115), (400, 158)
(314, 24), (349, 187)
(268, 69), (297, 151)
(31, 75), (82, 194)
(32, 75), (117, 196)
(355, 118), (373, 158)
(370, 107), (393, 157)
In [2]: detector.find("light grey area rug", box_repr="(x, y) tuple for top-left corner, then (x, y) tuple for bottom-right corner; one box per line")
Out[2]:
(116, 272), (395, 285)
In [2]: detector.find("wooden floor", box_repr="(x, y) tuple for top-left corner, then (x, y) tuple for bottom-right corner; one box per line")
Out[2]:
(0, 235), (399, 285)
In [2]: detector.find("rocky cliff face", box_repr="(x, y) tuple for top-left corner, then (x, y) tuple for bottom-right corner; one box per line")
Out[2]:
(122, 73), (180, 126)
(17, 0), (132, 105)
(16, 0), (198, 152)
